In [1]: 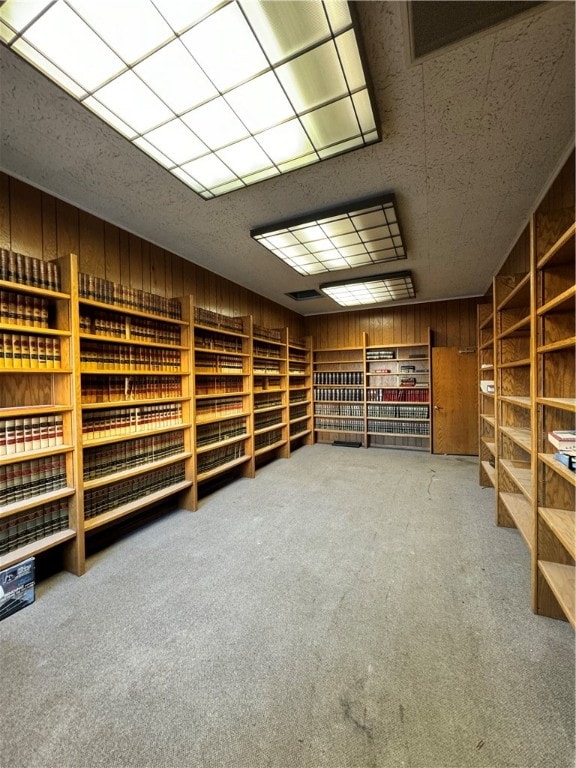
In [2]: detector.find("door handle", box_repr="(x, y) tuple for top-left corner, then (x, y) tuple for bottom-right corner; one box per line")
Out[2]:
(434, 405), (442, 410)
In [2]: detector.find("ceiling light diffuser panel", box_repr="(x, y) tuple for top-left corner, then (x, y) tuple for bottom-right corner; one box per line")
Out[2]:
(320, 271), (416, 307)
(0, 0), (380, 199)
(251, 194), (406, 276)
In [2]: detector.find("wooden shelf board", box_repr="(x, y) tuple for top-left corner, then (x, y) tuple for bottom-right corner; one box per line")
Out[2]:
(497, 358), (530, 369)
(539, 507), (576, 559)
(538, 561), (575, 628)
(83, 423), (189, 448)
(81, 368), (188, 376)
(83, 452), (193, 490)
(536, 397), (576, 412)
(289, 415), (310, 424)
(0, 367), (72, 375)
(537, 336), (576, 354)
(0, 529), (76, 570)
(0, 323), (71, 337)
(481, 439), (496, 455)
(537, 223), (576, 270)
(195, 391), (250, 400)
(0, 279), (69, 300)
(253, 404), (285, 414)
(1, 444), (74, 466)
(290, 429), (311, 440)
(0, 487), (75, 520)
(500, 492), (533, 549)
(194, 348), (250, 357)
(254, 423), (286, 436)
(195, 370), (247, 377)
(481, 415), (495, 427)
(194, 322), (248, 338)
(196, 411), (250, 425)
(500, 425), (531, 453)
(496, 273), (530, 311)
(315, 428), (364, 435)
(499, 395), (531, 409)
(84, 480), (194, 531)
(255, 439), (287, 457)
(83, 396), (189, 410)
(367, 416), (429, 422)
(196, 433), (250, 454)
(537, 286), (576, 316)
(81, 297), (188, 326)
(0, 404), (73, 418)
(480, 460), (496, 486)
(80, 333), (186, 350)
(539, 453), (576, 487)
(366, 431), (430, 439)
(196, 455), (251, 482)
(499, 459), (532, 499)
(496, 317), (531, 339)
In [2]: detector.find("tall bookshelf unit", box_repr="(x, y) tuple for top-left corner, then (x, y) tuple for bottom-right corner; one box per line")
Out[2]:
(534, 222), (575, 626)
(313, 336), (366, 446)
(365, 332), (431, 451)
(287, 335), (313, 452)
(494, 264), (533, 548)
(251, 323), (289, 470)
(478, 302), (496, 488)
(0, 252), (82, 574)
(193, 308), (253, 502)
(77, 276), (195, 533)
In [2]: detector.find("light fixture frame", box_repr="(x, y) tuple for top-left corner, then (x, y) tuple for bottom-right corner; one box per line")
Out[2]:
(251, 192), (407, 276)
(319, 269), (416, 307)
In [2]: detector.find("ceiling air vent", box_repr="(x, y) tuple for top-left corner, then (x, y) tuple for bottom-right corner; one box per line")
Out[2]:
(286, 289), (322, 301)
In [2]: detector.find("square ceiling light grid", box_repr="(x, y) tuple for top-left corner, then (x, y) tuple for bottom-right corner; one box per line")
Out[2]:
(0, 0), (380, 199)
(251, 193), (405, 276)
(320, 271), (415, 307)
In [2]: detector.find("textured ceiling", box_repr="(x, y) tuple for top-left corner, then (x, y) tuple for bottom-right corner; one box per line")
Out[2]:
(0, 1), (574, 316)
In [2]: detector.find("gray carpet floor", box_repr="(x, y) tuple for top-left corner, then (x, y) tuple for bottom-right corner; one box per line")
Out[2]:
(1, 445), (574, 768)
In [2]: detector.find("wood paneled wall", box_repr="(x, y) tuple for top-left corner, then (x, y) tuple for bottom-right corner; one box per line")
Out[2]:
(305, 298), (480, 349)
(0, 172), (306, 335)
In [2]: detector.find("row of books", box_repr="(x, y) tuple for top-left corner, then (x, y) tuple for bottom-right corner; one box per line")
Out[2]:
(81, 342), (180, 371)
(83, 431), (186, 481)
(313, 388), (364, 402)
(290, 422), (309, 437)
(366, 388), (429, 402)
(314, 372), (364, 385)
(0, 250), (61, 292)
(255, 412), (284, 430)
(253, 377), (282, 391)
(81, 375), (182, 403)
(195, 353), (244, 373)
(366, 349), (396, 360)
(254, 394), (283, 410)
(80, 313), (181, 346)
(289, 365), (307, 375)
(289, 391), (308, 404)
(288, 346), (307, 360)
(195, 396), (245, 420)
(314, 403), (364, 417)
(195, 376), (245, 395)
(84, 462), (186, 519)
(196, 443), (245, 474)
(367, 419), (430, 435)
(289, 404), (308, 421)
(196, 418), (247, 447)
(367, 374), (429, 387)
(0, 455), (67, 506)
(0, 500), (69, 555)
(253, 342), (282, 359)
(253, 325), (282, 342)
(255, 428), (284, 451)
(1, 290), (50, 328)
(194, 332), (243, 353)
(367, 404), (429, 419)
(314, 418), (364, 433)
(0, 333), (61, 369)
(194, 307), (244, 333)
(253, 363), (282, 375)
(79, 273), (182, 319)
(82, 403), (183, 440)
(1, 415), (64, 455)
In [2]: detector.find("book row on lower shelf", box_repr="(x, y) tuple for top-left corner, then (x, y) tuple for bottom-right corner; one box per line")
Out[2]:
(1, 454), (67, 506)
(82, 403), (183, 440)
(1, 290), (50, 328)
(81, 375), (182, 403)
(1, 332), (61, 369)
(83, 431), (186, 481)
(1, 499), (69, 556)
(1, 414), (64, 455)
(81, 343), (181, 371)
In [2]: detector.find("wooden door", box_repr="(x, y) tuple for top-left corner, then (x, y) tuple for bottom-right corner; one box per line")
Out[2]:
(432, 346), (478, 455)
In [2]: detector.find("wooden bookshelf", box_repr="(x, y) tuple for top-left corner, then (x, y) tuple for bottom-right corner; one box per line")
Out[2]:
(365, 330), (431, 451)
(77, 277), (195, 530)
(251, 323), (289, 470)
(287, 335), (313, 453)
(533, 220), (575, 625)
(478, 302), (496, 488)
(192, 307), (253, 499)
(0, 252), (83, 573)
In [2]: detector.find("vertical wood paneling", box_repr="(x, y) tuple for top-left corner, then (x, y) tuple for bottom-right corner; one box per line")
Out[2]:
(129, 234), (143, 290)
(78, 209), (105, 276)
(150, 244), (165, 297)
(0, 173), (10, 249)
(118, 230), (130, 287)
(141, 240), (151, 293)
(11, 178), (42, 257)
(55, 198), (80, 260)
(104, 223), (121, 284)
(41, 193), (57, 261)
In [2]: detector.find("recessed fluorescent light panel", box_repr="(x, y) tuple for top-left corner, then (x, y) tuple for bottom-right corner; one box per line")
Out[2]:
(320, 271), (415, 307)
(251, 193), (405, 276)
(0, 0), (380, 199)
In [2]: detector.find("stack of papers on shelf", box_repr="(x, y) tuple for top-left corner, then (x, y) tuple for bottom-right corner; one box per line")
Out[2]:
(553, 451), (576, 471)
(548, 430), (576, 450)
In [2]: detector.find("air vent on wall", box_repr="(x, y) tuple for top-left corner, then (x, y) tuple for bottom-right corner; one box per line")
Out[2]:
(286, 289), (322, 301)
